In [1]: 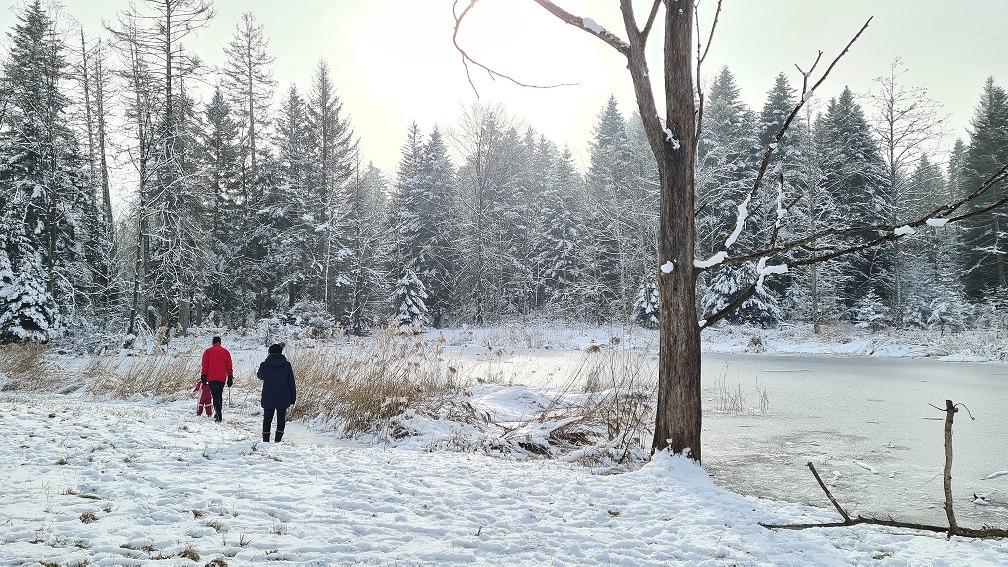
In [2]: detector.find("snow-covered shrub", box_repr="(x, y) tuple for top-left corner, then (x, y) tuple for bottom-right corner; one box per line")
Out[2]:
(392, 269), (430, 333)
(853, 289), (890, 332)
(633, 278), (659, 329)
(0, 263), (63, 344)
(286, 301), (339, 338)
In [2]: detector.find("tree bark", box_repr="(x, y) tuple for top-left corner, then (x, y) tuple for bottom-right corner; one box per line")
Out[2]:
(621, 1), (702, 460)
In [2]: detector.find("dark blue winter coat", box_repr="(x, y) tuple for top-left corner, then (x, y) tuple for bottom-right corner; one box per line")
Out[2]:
(257, 353), (297, 409)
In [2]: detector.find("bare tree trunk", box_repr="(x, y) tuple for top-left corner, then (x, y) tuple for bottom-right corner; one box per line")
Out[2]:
(94, 46), (113, 231)
(80, 28), (98, 195)
(641, 1), (701, 459)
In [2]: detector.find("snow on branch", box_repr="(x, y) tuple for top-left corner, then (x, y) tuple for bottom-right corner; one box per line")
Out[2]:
(694, 251), (726, 269)
(755, 258), (788, 293)
(721, 161), (1008, 271)
(530, 0), (630, 56)
(709, 17), (872, 258)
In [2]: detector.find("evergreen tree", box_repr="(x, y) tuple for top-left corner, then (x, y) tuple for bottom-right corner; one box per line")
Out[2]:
(418, 127), (459, 326)
(816, 87), (891, 316)
(537, 147), (584, 310)
(958, 78), (1008, 301)
(696, 67), (779, 325)
(633, 276), (659, 329)
(896, 155), (947, 326)
(199, 87), (243, 322)
(304, 60), (358, 320)
(585, 95), (634, 319)
(0, 0), (92, 340)
(755, 73), (804, 318)
(260, 84), (312, 313)
(393, 268), (429, 332)
(388, 122), (427, 313)
(343, 162), (388, 335)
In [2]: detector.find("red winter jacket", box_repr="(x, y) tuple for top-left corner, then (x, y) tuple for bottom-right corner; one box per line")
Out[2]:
(201, 344), (233, 382)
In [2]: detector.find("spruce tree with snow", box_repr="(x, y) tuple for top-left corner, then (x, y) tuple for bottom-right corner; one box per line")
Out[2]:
(0, 240), (62, 343)
(815, 87), (892, 317)
(393, 268), (429, 333)
(696, 67), (760, 259)
(755, 73), (804, 307)
(0, 0), (96, 340)
(633, 277), (659, 329)
(258, 85), (313, 314)
(853, 289), (889, 332)
(305, 60), (359, 321)
(788, 105), (846, 330)
(536, 147), (585, 311)
(344, 162), (389, 336)
(586, 95), (636, 319)
(418, 127), (460, 326)
(900, 155), (952, 327)
(200, 87), (244, 324)
(958, 78), (1008, 302)
(696, 68), (781, 326)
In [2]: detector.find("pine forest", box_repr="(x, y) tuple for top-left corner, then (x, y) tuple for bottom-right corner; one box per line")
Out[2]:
(3, 0), (1008, 346)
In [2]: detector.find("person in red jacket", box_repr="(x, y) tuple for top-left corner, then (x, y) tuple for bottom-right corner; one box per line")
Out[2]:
(201, 336), (234, 422)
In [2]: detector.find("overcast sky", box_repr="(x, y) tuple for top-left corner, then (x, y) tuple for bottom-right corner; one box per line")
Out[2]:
(3, 0), (1007, 174)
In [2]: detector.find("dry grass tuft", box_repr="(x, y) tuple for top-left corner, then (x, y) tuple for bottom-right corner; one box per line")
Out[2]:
(714, 366), (770, 416)
(0, 342), (60, 391)
(86, 353), (199, 400)
(289, 319), (462, 439)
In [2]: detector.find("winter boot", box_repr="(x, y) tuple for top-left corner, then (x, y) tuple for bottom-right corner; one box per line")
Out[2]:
(262, 431), (270, 442)
(274, 430), (284, 443)
(215, 413), (222, 423)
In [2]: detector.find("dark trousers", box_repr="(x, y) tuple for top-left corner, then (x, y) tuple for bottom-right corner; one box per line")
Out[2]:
(209, 381), (226, 418)
(263, 407), (287, 441)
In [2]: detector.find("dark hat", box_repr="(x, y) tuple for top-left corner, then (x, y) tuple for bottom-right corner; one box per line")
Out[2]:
(268, 343), (284, 354)
(212, 336), (222, 344)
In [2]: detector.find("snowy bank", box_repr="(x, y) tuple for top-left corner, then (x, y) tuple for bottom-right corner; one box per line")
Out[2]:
(3, 394), (1006, 565)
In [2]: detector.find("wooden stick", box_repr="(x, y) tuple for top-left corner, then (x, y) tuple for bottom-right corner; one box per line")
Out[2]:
(943, 399), (959, 538)
(807, 461), (852, 523)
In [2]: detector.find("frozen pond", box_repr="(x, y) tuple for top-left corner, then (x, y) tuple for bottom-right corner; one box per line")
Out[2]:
(701, 353), (1008, 529)
(452, 344), (1008, 529)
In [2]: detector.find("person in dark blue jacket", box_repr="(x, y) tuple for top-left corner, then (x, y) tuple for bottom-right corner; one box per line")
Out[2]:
(257, 343), (297, 442)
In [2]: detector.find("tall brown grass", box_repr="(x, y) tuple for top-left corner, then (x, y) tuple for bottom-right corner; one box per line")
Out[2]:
(0, 342), (60, 392)
(85, 352), (201, 400)
(288, 320), (463, 440)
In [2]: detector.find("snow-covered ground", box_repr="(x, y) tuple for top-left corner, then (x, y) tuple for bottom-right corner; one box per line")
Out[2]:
(3, 393), (1007, 566)
(4, 322), (1008, 565)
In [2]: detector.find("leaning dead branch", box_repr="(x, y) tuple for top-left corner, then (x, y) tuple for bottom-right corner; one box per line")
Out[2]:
(761, 401), (1008, 539)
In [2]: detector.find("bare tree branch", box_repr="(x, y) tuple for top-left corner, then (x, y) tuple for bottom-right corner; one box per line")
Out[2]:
(531, 0), (631, 56)
(692, 0), (723, 154)
(641, 0), (662, 41)
(701, 17), (873, 264)
(453, 0), (608, 94)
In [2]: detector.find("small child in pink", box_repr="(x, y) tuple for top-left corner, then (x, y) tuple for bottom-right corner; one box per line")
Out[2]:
(193, 381), (213, 416)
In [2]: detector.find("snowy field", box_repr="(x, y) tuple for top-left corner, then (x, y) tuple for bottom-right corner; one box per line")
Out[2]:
(3, 323), (1008, 565)
(3, 393), (1007, 566)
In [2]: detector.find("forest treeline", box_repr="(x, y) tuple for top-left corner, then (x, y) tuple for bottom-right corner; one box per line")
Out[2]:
(2, 0), (1007, 345)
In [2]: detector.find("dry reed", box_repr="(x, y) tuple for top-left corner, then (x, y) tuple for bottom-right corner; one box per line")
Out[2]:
(288, 320), (462, 439)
